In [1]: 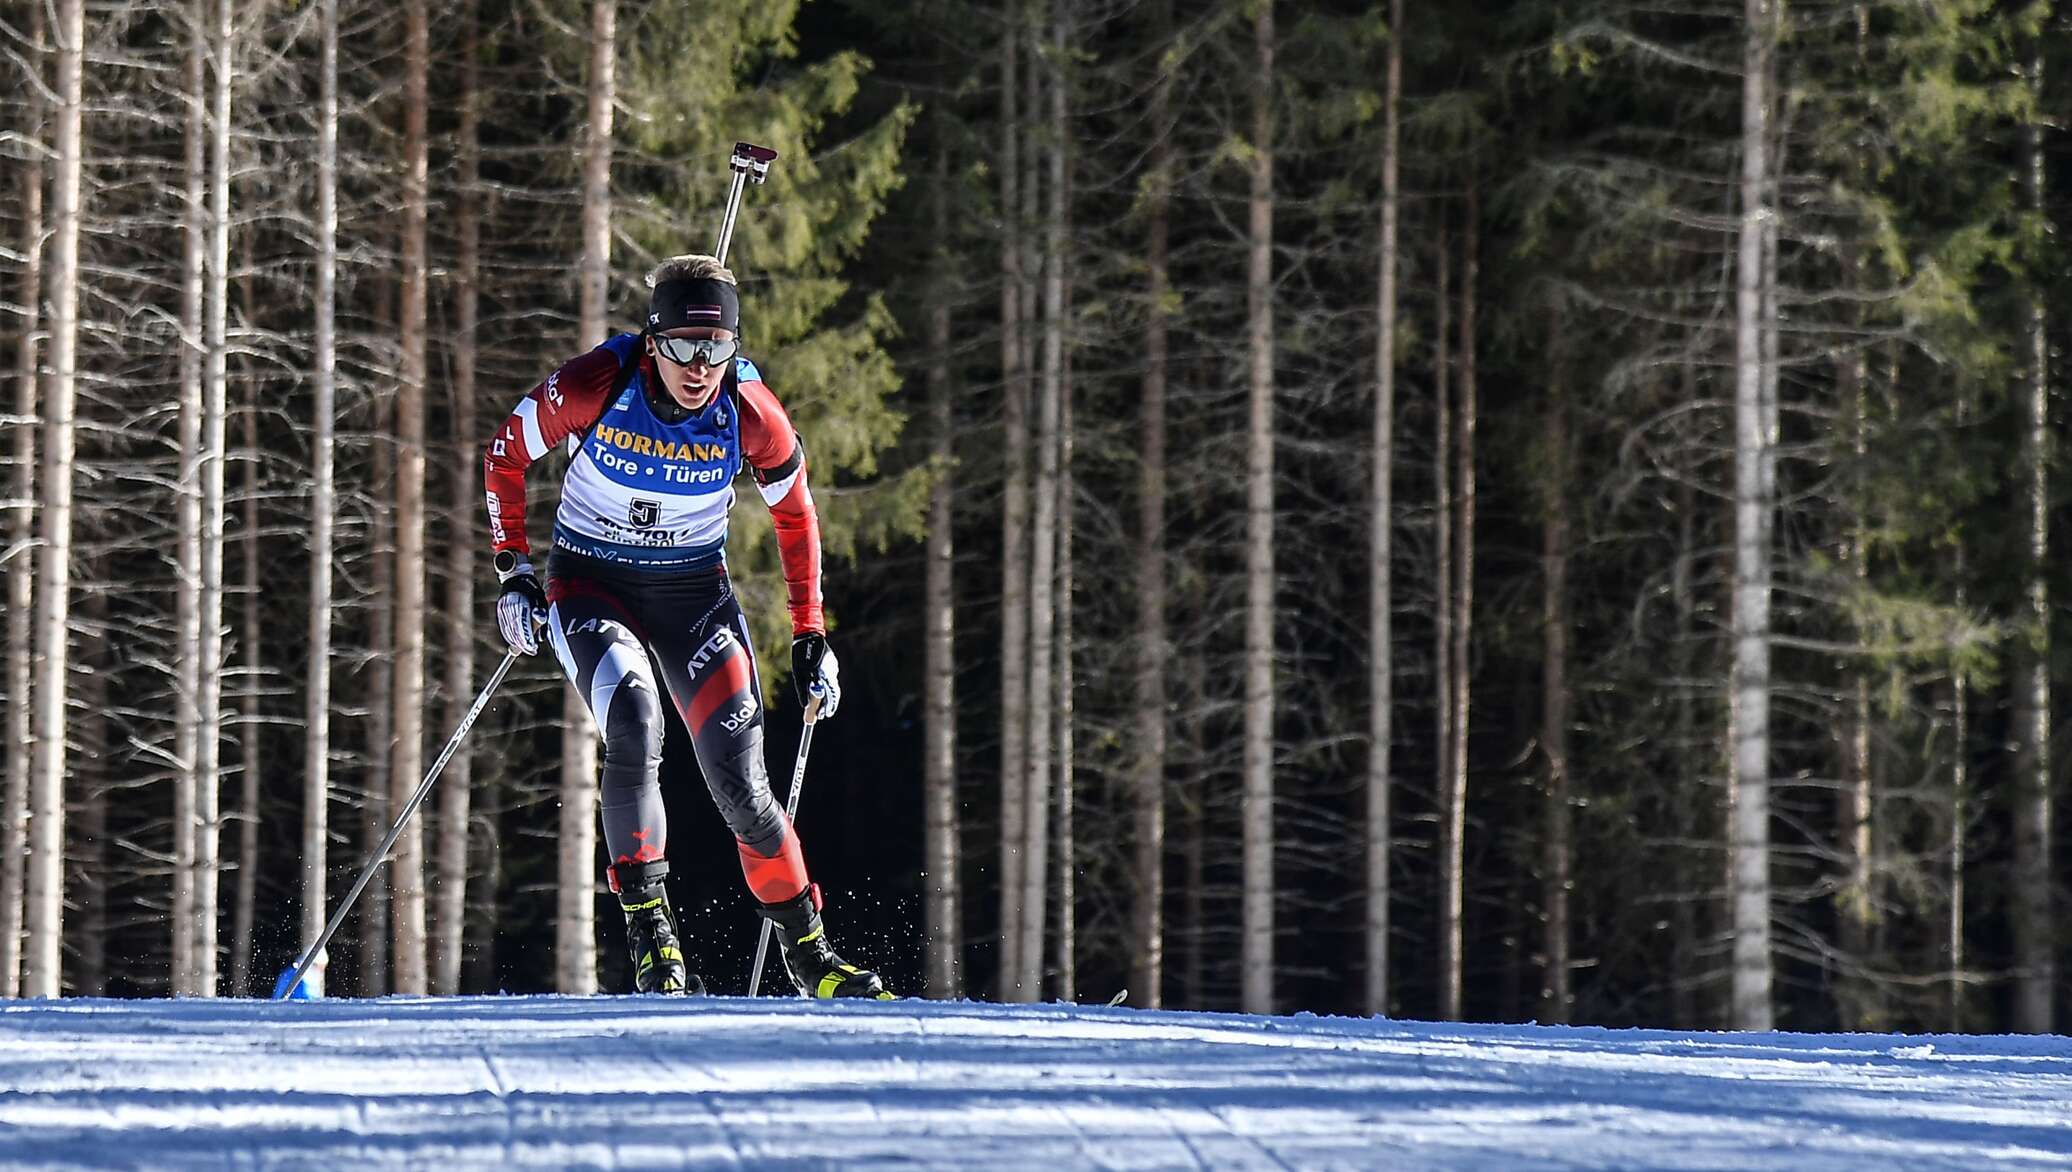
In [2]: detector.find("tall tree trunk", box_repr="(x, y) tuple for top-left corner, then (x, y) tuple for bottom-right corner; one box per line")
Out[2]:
(556, 708), (598, 995)
(1240, 0), (1276, 1017)
(1015, 0), (1065, 999)
(1363, 0), (1401, 1021)
(1053, 17), (1082, 1005)
(232, 281), (263, 998)
(1950, 665), (1968, 1032)
(1018, 18), (1041, 473)
(2009, 40), (2053, 1036)
(386, 0), (431, 997)
(556, 0), (616, 996)
(1443, 186), (1479, 1022)
(2, 0), (48, 999)
(1757, 36), (1784, 1026)
(360, 338), (394, 996)
(996, 3), (1030, 998)
(1835, 309), (1875, 1030)
(1949, 374), (1972, 1032)
(174, 0), (207, 996)
(25, 0), (84, 998)
(1539, 293), (1571, 1025)
(1432, 225), (1454, 1020)
(922, 109), (961, 999)
(193, 0), (235, 997)
(1829, 0), (1874, 1039)
(1130, 0), (1173, 1013)
(1727, 0), (1778, 1032)
(301, 0), (340, 964)
(434, 0), (483, 997)
(1056, 294), (1075, 1001)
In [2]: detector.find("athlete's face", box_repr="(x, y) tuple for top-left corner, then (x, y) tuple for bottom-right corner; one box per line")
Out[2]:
(646, 327), (734, 411)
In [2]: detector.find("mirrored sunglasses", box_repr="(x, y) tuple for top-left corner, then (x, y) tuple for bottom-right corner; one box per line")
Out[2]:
(651, 332), (740, 368)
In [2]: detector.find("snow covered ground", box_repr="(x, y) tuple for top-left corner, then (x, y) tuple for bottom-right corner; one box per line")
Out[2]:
(2, 996), (2071, 1169)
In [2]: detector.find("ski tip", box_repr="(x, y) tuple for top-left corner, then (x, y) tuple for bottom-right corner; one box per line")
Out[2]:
(1105, 989), (1129, 1008)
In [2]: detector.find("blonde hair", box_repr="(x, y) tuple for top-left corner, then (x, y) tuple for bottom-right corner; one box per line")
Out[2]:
(646, 254), (737, 288)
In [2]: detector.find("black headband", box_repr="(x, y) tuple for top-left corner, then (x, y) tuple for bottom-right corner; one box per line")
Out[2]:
(648, 277), (739, 333)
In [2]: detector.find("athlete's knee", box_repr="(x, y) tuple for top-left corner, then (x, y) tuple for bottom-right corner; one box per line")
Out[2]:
(598, 676), (665, 773)
(706, 744), (786, 852)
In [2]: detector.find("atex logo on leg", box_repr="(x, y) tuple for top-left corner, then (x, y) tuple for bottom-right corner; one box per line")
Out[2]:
(688, 628), (736, 675)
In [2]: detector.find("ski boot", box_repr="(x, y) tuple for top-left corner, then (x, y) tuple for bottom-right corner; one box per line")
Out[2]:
(761, 884), (892, 1000)
(613, 861), (703, 996)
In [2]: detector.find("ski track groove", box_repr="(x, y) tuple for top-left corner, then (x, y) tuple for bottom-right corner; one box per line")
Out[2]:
(643, 1011), (747, 1169)
(1208, 1100), (1298, 1172)
(475, 1041), (516, 1169)
(1161, 1103), (1216, 1172)
(1055, 1089), (1125, 1172)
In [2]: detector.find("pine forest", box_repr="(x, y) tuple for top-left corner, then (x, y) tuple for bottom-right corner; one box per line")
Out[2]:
(3, 0), (2070, 1034)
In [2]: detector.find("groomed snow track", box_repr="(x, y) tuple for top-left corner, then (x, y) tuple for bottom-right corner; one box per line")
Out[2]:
(2, 996), (2070, 1169)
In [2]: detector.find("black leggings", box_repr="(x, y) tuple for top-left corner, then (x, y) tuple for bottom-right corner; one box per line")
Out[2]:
(544, 552), (810, 904)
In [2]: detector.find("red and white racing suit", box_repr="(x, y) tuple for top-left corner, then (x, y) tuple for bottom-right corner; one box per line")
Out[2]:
(483, 332), (821, 903)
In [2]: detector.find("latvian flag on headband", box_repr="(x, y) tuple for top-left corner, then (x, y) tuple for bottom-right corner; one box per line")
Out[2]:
(649, 277), (741, 333)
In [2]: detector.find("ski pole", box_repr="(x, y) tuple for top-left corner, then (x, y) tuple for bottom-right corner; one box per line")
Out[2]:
(713, 141), (776, 266)
(277, 645), (525, 1000)
(747, 686), (824, 997)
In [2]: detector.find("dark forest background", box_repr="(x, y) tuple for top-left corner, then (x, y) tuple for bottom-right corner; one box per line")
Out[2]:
(4, 0), (2071, 1035)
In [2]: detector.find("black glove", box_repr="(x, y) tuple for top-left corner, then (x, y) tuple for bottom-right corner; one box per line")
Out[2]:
(493, 550), (549, 655)
(791, 632), (842, 720)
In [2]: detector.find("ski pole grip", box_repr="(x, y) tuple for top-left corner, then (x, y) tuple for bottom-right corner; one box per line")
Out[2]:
(714, 142), (777, 268)
(804, 685), (825, 725)
(731, 141), (778, 184)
